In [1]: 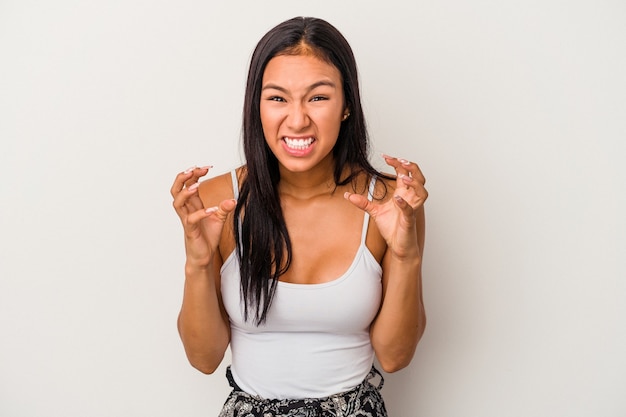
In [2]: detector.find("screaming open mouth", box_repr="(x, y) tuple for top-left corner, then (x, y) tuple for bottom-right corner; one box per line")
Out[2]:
(283, 137), (315, 150)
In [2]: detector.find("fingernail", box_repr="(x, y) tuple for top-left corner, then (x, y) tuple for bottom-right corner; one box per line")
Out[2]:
(381, 153), (394, 159)
(205, 206), (218, 214)
(399, 174), (413, 182)
(399, 158), (410, 165)
(200, 165), (213, 170)
(184, 166), (197, 174)
(343, 192), (351, 199)
(394, 195), (404, 202)
(188, 183), (199, 191)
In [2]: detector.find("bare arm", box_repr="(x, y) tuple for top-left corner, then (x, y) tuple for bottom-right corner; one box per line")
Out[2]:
(370, 205), (425, 373)
(177, 252), (231, 374)
(171, 167), (236, 374)
(345, 155), (427, 373)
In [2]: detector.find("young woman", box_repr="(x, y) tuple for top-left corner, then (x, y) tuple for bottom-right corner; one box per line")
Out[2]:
(171, 16), (427, 417)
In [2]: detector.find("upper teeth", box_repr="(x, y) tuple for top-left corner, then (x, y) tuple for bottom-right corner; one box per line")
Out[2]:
(284, 137), (314, 150)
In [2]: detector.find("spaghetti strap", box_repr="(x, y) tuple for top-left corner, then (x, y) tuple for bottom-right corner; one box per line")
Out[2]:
(231, 170), (243, 242)
(230, 170), (239, 200)
(360, 176), (377, 244)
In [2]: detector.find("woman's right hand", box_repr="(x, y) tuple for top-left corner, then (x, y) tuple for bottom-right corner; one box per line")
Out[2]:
(171, 166), (237, 270)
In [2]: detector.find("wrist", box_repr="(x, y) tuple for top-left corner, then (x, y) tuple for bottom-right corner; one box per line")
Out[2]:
(184, 261), (213, 277)
(388, 249), (422, 265)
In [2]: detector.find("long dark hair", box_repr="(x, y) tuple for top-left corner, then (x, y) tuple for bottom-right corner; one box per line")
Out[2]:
(234, 16), (388, 324)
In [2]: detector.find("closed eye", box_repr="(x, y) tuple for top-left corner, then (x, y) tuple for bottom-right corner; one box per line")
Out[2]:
(310, 95), (328, 102)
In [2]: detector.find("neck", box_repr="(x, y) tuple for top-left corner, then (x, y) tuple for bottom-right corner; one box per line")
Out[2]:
(278, 157), (342, 199)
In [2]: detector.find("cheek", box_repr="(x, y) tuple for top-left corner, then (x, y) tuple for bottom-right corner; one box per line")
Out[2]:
(312, 109), (342, 133)
(260, 109), (280, 146)
(259, 106), (269, 126)
(260, 106), (281, 130)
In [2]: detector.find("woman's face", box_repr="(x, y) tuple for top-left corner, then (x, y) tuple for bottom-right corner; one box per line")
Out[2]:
(260, 54), (348, 174)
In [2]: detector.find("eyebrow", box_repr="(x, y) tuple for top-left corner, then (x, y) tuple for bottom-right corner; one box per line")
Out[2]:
(261, 80), (337, 93)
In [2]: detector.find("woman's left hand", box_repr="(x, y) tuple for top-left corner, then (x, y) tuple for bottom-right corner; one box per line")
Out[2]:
(345, 154), (427, 260)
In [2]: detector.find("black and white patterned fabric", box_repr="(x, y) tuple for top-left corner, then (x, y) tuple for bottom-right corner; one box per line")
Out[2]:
(218, 366), (388, 417)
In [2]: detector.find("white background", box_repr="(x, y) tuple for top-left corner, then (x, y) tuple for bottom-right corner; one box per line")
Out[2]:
(1, 1), (624, 416)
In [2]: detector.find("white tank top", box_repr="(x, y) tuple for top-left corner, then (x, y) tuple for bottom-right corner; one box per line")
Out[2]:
(220, 172), (383, 400)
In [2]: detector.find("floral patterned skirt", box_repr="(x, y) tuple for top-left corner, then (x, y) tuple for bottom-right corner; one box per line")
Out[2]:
(218, 366), (388, 417)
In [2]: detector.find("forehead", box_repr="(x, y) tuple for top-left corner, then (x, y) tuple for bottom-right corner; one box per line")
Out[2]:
(262, 54), (342, 86)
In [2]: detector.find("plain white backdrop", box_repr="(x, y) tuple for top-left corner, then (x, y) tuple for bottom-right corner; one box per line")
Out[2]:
(1, 1), (624, 416)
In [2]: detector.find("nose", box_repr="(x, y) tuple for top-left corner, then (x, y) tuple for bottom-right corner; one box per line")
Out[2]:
(286, 103), (310, 130)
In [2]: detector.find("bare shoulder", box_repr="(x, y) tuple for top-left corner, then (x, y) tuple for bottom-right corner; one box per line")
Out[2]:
(198, 166), (244, 208)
